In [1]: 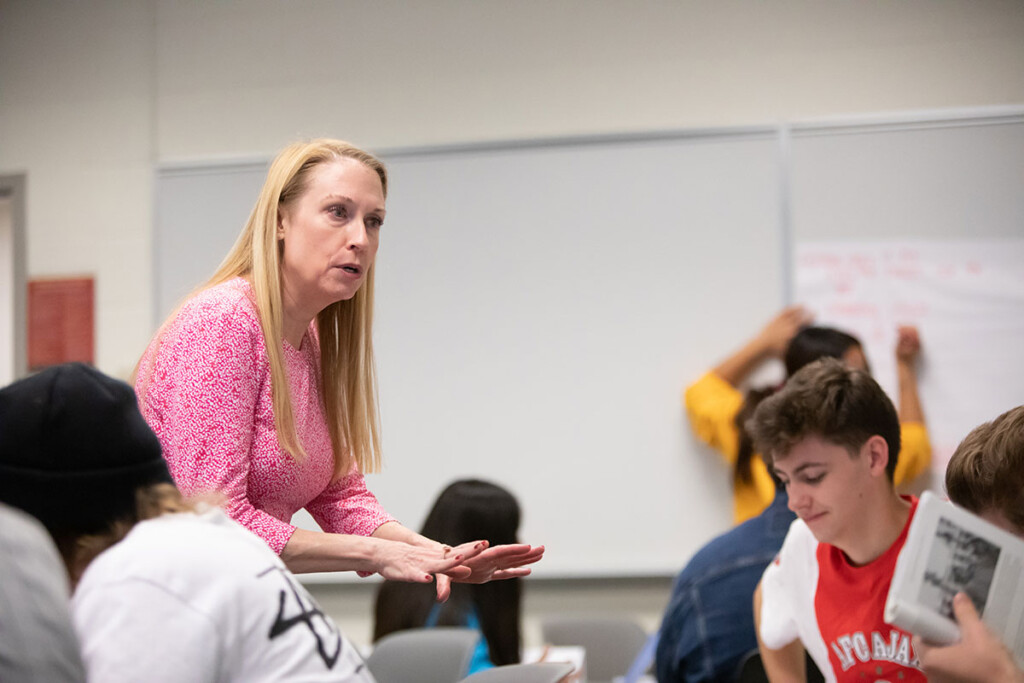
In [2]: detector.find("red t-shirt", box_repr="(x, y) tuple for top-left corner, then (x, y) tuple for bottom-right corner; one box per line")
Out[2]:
(760, 496), (925, 682)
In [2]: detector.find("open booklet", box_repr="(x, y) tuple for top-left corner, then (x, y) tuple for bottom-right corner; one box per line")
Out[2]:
(884, 490), (1024, 666)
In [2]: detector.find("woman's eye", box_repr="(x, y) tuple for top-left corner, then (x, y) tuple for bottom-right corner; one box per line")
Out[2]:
(367, 217), (383, 230)
(802, 473), (825, 485)
(329, 205), (347, 219)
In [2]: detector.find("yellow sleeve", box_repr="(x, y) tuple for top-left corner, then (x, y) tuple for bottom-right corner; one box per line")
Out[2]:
(735, 457), (776, 523)
(895, 421), (932, 485)
(683, 371), (744, 465)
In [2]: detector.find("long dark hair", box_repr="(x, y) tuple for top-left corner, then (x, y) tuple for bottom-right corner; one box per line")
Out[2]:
(734, 326), (863, 485)
(373, 479), (522, 665)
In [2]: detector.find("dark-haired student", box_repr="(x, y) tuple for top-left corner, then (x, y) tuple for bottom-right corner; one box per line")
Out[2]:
(374, 480), (523, 675)
(750, 358), (925, 682)
(655, 475), (798, 682)
(683, 306), (931, 523)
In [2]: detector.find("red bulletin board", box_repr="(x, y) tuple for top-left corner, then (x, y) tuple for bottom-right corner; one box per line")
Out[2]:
(28, 277), (94, 369)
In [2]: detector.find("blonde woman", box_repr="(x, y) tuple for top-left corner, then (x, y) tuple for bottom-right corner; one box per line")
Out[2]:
(135, 139), (542, 598)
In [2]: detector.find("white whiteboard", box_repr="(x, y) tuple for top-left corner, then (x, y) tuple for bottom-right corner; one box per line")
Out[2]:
(156, 131), (782, 578)
(154, 111), (1024, 578)
(790, 116), (1024, 483)
(796, 240), (1024, 475)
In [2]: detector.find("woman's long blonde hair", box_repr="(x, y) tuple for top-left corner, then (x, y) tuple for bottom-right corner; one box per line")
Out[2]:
(144, 139), (385, 477)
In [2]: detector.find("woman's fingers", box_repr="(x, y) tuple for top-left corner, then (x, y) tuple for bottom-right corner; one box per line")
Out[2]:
(376, 540), (475, 583)
(435, 573), (452, 603)
(448, 540), (489, 562)
(490, 567), (534, 580)
(450, 543), (546, 583)
(471, 543), (545, 568)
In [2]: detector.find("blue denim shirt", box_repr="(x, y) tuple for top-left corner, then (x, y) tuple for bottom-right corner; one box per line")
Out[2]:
(655, 491), (794, 682)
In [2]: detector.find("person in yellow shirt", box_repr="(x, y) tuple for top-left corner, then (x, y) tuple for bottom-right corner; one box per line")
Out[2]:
(684, 306), (931, 523)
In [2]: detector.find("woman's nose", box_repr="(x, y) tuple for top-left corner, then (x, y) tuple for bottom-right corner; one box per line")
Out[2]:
(345, 218), (370, 249)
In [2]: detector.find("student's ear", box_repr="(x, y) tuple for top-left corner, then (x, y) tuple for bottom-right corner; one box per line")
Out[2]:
(863, 435), (890, 477)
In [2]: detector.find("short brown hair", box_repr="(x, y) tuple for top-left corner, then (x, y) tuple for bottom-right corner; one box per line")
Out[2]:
(945, 405), (1024, 534)
(748, 358), (901, 480)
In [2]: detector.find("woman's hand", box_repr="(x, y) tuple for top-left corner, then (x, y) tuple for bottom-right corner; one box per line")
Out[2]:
(449, 543), (545, 583)
(371, 537), (482, 585)
(368, 524), (544, 601)
(914, 592), (1023, 683)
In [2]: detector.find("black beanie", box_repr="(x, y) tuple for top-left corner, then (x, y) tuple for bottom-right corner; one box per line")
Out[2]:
(0, 362), (172, 537)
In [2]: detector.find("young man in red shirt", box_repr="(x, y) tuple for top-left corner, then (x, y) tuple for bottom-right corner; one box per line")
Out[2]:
(749, 357), (923, 682)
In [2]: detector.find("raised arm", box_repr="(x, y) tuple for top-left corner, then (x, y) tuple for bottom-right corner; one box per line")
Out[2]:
(712, 306), (812, 387)
(893, 325), (932, 484)
(894, 325), (925, 424)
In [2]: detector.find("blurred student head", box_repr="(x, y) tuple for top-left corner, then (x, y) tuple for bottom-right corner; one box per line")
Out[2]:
(749, 359), (901, 548)
(750, 358), (901, 481)
(784, 326), (866, 377)
(421, 479), (521, 548)
(945, 405), (1024, 538)
(374, 479), (523, 666)
(0, 362), (181, 584)
(735, 325), (868, 487)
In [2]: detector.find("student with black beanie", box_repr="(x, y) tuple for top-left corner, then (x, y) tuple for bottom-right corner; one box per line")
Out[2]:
(0, 362), (375, 683)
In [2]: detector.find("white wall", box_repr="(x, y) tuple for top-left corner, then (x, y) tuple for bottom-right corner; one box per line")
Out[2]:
(2, 0), (1024, 652)
(3, 0), (1023, 374)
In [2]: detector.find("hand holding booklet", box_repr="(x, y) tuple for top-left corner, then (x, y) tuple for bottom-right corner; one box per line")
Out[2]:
(884, 491), (1024, 666)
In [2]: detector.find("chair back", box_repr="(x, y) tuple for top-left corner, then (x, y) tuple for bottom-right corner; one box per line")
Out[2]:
(366, 627), (480, 683)
(541, 617), (647, 683)
(460, 662), (575, 683)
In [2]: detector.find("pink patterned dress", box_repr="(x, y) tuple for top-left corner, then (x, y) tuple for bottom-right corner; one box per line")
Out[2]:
(135, 277), (394, 554)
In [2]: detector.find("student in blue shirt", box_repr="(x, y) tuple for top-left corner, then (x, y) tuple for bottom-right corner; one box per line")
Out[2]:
(655, 478), (796, 682)
(374, 480), (523, 674)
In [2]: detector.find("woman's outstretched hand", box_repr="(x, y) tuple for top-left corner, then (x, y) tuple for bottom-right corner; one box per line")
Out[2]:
(435, 542), (544, 601)
(450, 542), (545, 583)
(372, 537), (482, 585)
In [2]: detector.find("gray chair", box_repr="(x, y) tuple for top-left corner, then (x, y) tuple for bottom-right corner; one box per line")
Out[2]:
(541, 617), (648, 683)
(365, 627), (480, 683)
(460, 662), (575, 683)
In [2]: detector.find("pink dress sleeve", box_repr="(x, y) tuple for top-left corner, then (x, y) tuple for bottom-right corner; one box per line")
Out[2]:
(137, 296), (298, 553)
(305, 465), (396, 538)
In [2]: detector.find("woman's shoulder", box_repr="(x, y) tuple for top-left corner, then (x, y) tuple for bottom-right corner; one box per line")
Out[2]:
(165, 279), (262, 341)
(179, 277), (259, 323)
